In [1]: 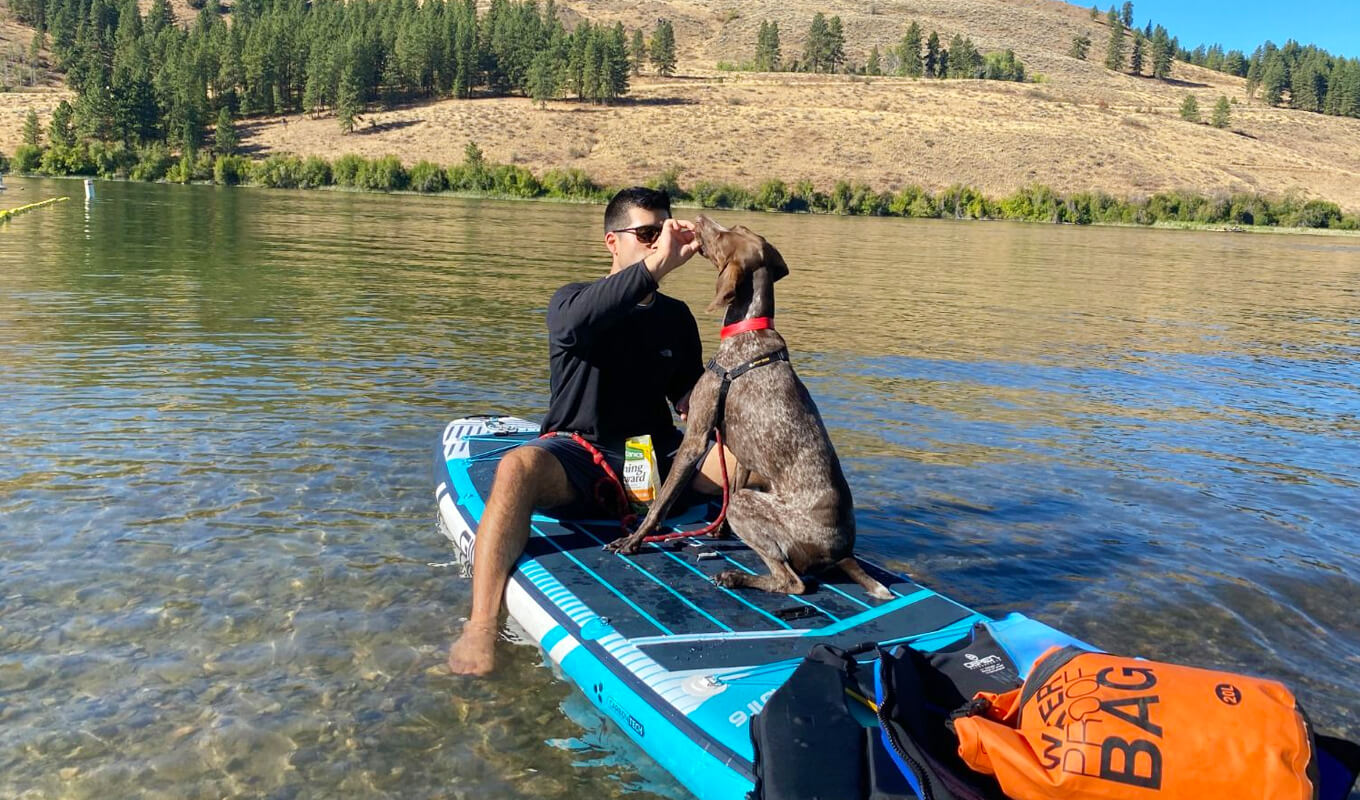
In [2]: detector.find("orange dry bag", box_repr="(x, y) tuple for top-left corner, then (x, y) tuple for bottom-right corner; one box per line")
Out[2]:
(952, 646), (1318, 800)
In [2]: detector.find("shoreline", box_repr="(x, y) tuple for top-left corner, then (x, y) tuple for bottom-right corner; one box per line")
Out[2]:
(7, 160), (1360, 238)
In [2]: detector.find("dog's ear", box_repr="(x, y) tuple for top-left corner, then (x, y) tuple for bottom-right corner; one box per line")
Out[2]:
(762, 240), (789, 283)
(707, 258), (744, 313)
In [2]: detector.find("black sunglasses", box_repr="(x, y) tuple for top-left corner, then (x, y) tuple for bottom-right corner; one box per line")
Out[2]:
(611, 224), (663, 245)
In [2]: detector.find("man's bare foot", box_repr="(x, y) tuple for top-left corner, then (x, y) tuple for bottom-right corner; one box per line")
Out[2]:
(447, 620), (499, 676)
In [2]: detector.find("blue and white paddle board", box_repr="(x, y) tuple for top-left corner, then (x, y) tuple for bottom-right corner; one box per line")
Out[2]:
(434, 415), (1084, 800)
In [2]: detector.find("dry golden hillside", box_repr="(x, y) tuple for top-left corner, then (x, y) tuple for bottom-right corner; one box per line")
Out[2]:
(3, 0), (1359, 211)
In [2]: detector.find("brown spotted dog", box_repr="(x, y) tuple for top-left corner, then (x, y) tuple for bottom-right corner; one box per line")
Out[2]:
(606, 215), (891, 600)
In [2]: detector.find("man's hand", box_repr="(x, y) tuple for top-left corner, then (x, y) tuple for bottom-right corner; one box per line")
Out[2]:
(675, 390), (691, 422)
(644, 219), (701, 281)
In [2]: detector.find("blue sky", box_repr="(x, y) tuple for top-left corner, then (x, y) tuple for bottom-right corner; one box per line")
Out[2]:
(1072, 1), (1360, 58)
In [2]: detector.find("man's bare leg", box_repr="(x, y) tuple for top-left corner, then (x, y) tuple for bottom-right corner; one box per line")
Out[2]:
(447, 446), (573, 676)
(691, 443), (766, 495)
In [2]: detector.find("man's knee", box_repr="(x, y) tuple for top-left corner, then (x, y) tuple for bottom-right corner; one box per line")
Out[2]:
(692, 444), (750, 494)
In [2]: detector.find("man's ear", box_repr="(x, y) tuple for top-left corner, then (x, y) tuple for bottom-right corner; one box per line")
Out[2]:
(707, 259), (743, 313)
(763, 241), (789, 283)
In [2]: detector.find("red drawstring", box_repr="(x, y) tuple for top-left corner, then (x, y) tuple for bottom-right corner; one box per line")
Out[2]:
(540, 431), (730, 542)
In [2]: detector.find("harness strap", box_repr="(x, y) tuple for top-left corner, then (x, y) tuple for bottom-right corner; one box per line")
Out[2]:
(706, 347), (790, 434)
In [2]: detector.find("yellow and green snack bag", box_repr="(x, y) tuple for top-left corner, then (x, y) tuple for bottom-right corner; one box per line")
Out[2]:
(623, 434), (659, 513)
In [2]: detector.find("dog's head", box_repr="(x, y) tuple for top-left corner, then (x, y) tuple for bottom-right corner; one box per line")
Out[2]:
(693, 214), (789, 313)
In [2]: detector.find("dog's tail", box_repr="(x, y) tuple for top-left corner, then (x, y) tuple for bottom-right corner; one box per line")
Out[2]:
(836, 557), (893, 600)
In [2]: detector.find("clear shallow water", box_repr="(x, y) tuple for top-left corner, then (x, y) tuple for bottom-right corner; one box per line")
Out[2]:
(1, 177), (1357, 798)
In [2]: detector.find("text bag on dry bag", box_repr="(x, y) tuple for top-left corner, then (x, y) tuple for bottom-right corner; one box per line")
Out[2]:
(951, 645), (1360, 800)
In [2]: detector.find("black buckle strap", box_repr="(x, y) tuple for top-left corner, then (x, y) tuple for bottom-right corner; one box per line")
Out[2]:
(705, 348), (789, 433)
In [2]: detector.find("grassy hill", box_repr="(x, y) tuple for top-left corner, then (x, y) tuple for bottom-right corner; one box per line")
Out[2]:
(3, 0), (1359, 211)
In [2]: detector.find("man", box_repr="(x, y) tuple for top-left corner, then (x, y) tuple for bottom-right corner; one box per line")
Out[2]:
(448, 187), (734, 676)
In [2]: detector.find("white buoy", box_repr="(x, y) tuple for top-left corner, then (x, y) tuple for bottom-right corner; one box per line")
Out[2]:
(84, 179), (95, 200)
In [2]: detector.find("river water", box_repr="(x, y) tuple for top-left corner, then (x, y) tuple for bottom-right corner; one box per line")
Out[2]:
(2, 177), (1357, 798)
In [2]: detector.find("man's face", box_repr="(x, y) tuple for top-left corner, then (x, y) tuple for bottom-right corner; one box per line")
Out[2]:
(606, 206), (669, 269)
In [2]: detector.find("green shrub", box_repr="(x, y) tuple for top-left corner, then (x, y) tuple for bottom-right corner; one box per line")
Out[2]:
(1287, 199), (1343, 229)
(540, 168), (600, 200)
(213, 154), (251, 185)
(130, 144), (175, 181)
(408, 160), (449, 193)
(40, 144), (96, 176)
(14, 144), (44, 173)
(692, 181), (753, 210)
(252, 154), (305, 188)
(299, 156), (333, 188)
(491, 163), (540, 197)
(648, 167), (689, 201)
(753, 179), (790, 211)
(356, 154), (407, 191)
(85, 140), (137, 178)
(332, 153), (366, 187)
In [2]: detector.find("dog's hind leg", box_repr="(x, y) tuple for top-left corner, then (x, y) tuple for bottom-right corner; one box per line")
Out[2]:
(712, 490), (806, 594)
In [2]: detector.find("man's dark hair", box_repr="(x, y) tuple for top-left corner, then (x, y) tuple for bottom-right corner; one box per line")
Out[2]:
(604, 187), (671, 234)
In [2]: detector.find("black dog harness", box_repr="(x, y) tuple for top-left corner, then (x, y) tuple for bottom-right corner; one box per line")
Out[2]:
(706, 347), (790, 434)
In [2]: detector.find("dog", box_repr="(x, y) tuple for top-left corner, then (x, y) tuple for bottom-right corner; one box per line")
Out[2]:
(606, 215), (892, 600)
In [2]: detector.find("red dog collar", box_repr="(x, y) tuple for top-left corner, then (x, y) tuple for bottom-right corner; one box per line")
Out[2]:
(720, 317), (774, 339)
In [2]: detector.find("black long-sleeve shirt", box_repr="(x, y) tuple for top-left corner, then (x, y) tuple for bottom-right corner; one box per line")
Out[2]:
(541, 261), (704, 451)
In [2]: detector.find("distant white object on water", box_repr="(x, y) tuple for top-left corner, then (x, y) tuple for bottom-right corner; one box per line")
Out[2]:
(84, 179), (95, 200)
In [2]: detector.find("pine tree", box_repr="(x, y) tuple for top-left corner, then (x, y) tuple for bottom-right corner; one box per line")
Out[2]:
(826, 16), (845, 73)
(765, 21), (781, 71)
(1261, 54), (1288, 105)
(755, 20), (782, 72)
(23, 109), (42, 146)
(866, 45), (881, 76)
(630, 28), (645, 75)
(1105, 21), (1125, 71)
(1129, 31), (1144, 75)
(804, 13), (829, 73)
(1120, 2), (1133, 28)
(48, 99), (76, 148)
(337, 61), (361, 133)
(648, 18), (676, 77)
(1290, 55), (1323, 112)
(528, 48), (556, 106)
(924, 31), (940, 78)
(1151, 27), (1173, 79)
(146, 0), (172, 38)
(898, 22), (922, 77)
(1211, 95), (1231, 128)
(1090, 4), (1099, 20)
(948, 34), (964, 77)
(214, 107), (238, 154)
(1070, 34), (1090, 61)
(605, 22), (629, 101)
(1179, 93), (1200, 122)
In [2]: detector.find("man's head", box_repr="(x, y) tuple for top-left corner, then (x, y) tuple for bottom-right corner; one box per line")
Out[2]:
(604, 187), (672, 271)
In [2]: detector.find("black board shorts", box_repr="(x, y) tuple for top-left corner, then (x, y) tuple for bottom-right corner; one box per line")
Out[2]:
(523, 432), (716, 520)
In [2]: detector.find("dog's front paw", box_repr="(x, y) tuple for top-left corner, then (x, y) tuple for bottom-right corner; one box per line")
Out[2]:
(604, 534), (644, 555)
